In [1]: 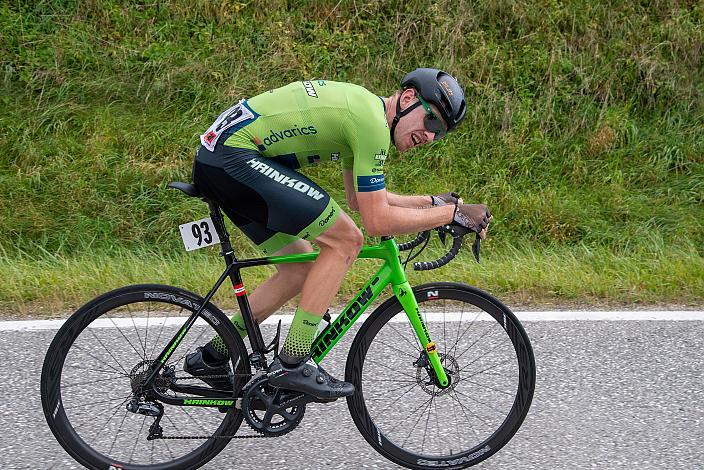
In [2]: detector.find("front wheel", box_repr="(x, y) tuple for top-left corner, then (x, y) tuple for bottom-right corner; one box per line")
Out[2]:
(345, 282), (535, 469)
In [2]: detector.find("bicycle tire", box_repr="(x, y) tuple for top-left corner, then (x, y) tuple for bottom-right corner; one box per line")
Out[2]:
(345, 282), (535, 469)
(41, 284), (251, 470)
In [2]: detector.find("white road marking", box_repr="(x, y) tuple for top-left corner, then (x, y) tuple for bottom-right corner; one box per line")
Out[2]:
(1, 311), (702, 331)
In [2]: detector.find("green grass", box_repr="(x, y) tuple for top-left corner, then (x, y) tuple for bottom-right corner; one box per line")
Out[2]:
(0, 0), (702, 311)
(2, 240), (701, 315)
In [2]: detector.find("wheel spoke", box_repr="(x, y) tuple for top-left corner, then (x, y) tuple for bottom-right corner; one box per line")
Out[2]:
(370, 381), (421, 418)
(385, 320), (422, 352)
(62, 373), (126, 389)
(127, 304), (147, 361)
(460, 377), (514, 396)
(447, 391), (482, 441)
(129, 415), (148, 463)
(454, 322), (497, 362)
(72, 397), (133, 433)
(64, 392), (134, 411)
(64, 362), (128, 377)
(364, 358), (418, 381)
(107, 314), (147, 361)
(459, 357), (511, 376)
(179, 406), (210, 435)
(396, 395), (434, 443)
(453, 387), (508, 416)
(421, 391), (435, 452)
(107, 409), (129, 456)
(369, 337), (419, 360)
(73, 341), (129, 377)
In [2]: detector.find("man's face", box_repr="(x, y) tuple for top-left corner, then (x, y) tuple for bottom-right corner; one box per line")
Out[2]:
(393, 89), (448, 153)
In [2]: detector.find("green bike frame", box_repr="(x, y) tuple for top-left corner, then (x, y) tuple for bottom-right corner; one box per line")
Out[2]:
(145, 199), (450, 404)
(267, 237), (449, 386)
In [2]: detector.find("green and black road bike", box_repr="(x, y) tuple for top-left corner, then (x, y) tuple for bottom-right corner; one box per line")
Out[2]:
(41, 181), (536, 469)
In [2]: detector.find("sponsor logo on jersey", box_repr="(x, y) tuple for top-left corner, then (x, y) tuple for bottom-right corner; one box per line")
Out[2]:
(303, 80), (318, 98)
(319, 205), (336, 227)
(374, 150), (387, 166)
(261, 125), (317, 147)
(331, 152), (340, 161)
(246, 158), (326, 200)
(357, 175), (385, 192)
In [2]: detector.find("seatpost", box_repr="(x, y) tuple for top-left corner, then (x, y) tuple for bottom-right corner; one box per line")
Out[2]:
(206, 200), (267, 354)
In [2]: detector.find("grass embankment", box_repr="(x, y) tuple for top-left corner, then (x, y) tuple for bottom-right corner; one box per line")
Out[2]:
(1, 1), (702, 313)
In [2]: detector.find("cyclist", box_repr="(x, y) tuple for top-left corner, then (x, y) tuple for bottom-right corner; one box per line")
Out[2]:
(185, 68), (491, 400)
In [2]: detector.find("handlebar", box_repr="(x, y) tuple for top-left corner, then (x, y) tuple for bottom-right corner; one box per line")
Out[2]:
(398, 225), (481, 271)
(397, 230), (430, 251)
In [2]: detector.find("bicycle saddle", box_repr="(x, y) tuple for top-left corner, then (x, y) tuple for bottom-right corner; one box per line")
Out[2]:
(167, 181), (201, 198)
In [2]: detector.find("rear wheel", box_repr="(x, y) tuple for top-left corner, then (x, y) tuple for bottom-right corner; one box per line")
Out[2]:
(345, 282), (535, 469)
(41, 284), (251, 470)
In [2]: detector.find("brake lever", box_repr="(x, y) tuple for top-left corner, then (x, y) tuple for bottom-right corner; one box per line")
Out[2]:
(438, 229), (447, 245)
(472, 234), (481, 263)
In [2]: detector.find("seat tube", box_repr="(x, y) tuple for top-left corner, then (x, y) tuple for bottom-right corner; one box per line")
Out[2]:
(208, 201), (266, 353)
(392, 282), (449, 388)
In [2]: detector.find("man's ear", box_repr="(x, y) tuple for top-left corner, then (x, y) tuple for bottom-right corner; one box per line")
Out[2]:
(399, 88), (417, 110)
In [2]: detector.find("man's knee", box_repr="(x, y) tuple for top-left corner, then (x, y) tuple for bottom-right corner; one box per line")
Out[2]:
(318, 214), (364, 257)
(273, 240), (314, 288)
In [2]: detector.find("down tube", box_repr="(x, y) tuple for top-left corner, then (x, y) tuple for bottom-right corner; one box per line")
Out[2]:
(310, 264), (393, 363)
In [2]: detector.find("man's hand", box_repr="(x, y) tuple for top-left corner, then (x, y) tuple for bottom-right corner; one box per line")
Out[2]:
(453, 203), (492, 239)
(431, 192), (463, 206)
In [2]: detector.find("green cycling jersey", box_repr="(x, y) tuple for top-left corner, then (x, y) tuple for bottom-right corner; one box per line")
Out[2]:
(200, 80), (390, 193)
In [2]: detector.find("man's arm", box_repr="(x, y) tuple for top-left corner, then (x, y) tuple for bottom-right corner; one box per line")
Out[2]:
(343, 170), (433, 211)
(356, 189), (454, 236)
(386, 190), (433, 208)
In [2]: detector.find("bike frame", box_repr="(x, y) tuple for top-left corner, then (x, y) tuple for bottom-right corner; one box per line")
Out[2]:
(144, 202), (449, 408)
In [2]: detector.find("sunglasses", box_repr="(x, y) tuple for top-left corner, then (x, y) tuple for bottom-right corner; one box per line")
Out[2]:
(417, 95), (447, 141)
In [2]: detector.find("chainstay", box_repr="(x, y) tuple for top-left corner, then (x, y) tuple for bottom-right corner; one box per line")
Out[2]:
(150, 373), (265, 439)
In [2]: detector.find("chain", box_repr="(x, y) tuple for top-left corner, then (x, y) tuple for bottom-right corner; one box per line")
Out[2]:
(155, 434), (269, 440)
(170, 373), (253, 381)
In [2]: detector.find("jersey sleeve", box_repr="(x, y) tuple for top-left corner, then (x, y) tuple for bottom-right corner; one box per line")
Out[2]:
(343, 95), (390, 193)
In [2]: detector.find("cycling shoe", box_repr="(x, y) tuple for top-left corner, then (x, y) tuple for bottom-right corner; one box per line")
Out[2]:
(266, 357), (354, 400)
(183, 347), (233, 391)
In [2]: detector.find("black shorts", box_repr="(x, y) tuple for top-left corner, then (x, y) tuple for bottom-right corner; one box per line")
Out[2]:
(192, 144), (340, 254)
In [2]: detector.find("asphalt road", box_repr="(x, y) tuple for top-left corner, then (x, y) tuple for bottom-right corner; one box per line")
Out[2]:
(2, 316), (703, 469)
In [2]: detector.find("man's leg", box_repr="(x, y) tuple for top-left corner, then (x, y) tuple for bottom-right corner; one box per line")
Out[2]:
(277, 211), (363, 365)
(206, 240), (313, 357)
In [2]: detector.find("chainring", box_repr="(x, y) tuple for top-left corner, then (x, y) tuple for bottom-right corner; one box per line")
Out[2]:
(241, 375), (306, 437)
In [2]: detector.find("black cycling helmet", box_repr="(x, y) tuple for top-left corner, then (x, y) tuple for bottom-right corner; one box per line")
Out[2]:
(389, 68), (467, 145)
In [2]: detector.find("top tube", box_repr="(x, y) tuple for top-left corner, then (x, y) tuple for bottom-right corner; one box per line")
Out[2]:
(258, 237), (401, 267)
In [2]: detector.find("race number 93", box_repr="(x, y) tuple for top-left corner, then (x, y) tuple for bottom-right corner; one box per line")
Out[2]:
(179, 217), (221, 251)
